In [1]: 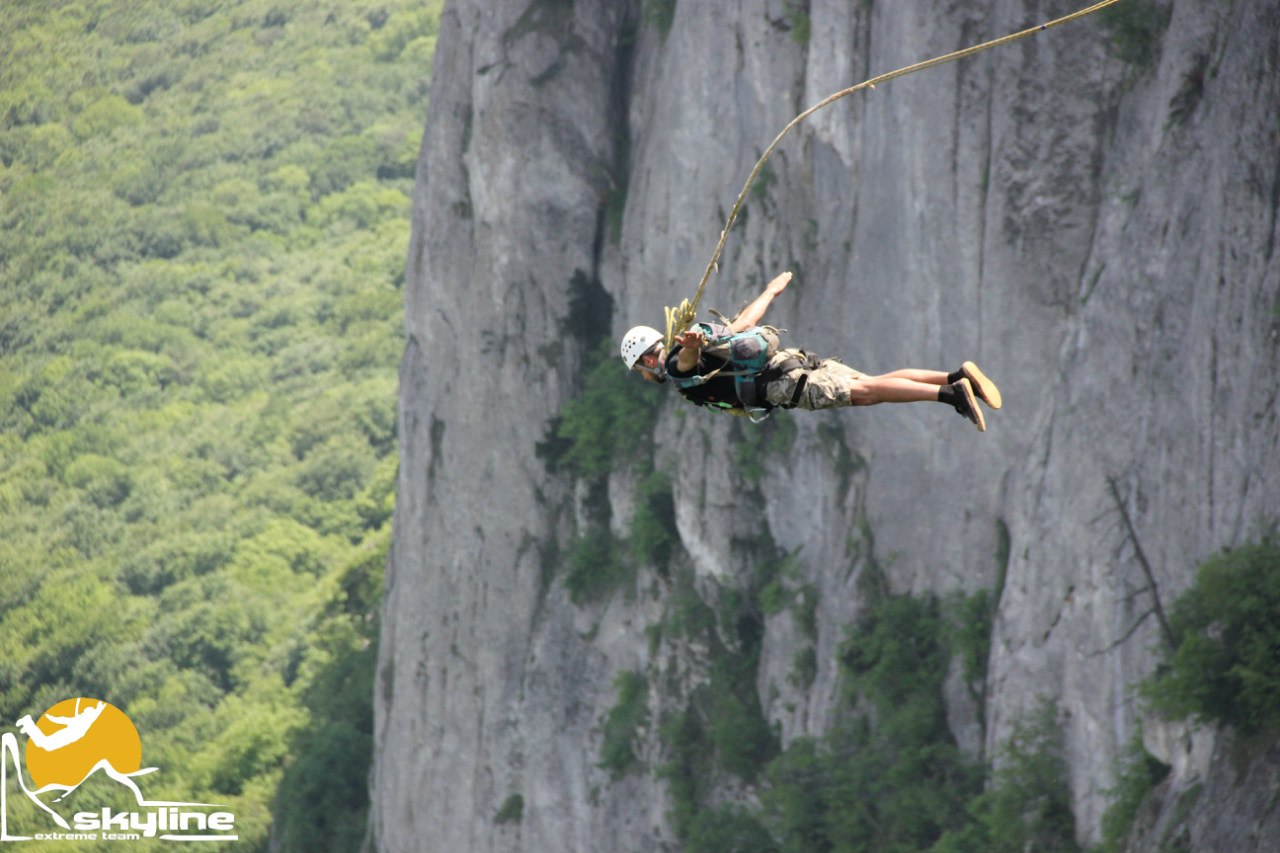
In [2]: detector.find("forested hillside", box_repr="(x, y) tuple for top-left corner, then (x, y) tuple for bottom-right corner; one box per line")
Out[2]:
(0, 2), (440, 849)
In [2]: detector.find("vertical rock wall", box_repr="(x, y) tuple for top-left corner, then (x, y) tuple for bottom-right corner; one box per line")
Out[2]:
(371, 3), (665, 851)
(371, 0), (1280, 850)
(987, 0), (1280, 836)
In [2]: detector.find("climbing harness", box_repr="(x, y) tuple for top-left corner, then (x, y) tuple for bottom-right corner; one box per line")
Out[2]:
(668, 323), (776, 406)
(662, 0), (1128, 350)
(670, 323), (822, 421)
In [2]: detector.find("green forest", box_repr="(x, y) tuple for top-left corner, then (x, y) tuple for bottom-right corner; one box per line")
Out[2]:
(0, 1), (441, 849)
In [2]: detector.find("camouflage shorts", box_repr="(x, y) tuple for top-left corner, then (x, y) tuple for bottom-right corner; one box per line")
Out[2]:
(763, 348), (864, 411)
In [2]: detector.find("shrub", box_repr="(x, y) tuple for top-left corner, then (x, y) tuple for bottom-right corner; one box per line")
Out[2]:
(784, 2), (810, 46)
(629, 469), (676, 566)
(706, 603), (777, 782)
(841, 592), (949, 716)
(1100, 0), (1171, 67)
(562, 528), (630, 604)
(950, 587), (995, 705)
(273, 539), (387, 853)
(73, 94), (144, 139)
(540, 341), (661, 480)
(705, 679), (775, 781)
(762, 591), (984, 853)
(64, 453), (133, 507)
(1142, 539), (1280, 735)
(686, 805), (778, 853)
(599, 670), (649, 778)
(656, 575), (778, 841)
(643, 0), (677, 34)
(493, 793), (524, 825)
(1099, 735), (1170, 853)
(950, 703), (1080, 853)
(295, 436), (377, 502)
(789, 645), (816, 690)
(311, 181), (409, 229)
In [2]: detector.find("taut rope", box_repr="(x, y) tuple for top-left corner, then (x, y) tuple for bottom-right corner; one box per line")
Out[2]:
(663, 0), (1126, 349)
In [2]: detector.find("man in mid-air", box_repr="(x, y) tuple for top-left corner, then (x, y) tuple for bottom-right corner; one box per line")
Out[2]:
(620, 271), (1001, 430)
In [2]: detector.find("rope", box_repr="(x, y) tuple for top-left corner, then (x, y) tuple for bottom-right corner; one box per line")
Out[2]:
(664, 0), (1126, 349)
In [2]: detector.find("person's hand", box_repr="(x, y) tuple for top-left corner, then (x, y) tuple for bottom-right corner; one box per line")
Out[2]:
(675, 328), (706, 350)
(766, 271), (793, 296)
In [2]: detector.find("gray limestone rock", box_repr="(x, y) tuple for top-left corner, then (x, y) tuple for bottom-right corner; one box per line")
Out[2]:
(370, 0), (1280, 850)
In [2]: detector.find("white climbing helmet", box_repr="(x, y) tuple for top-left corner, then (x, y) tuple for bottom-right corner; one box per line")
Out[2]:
(620, 325), (663, 369)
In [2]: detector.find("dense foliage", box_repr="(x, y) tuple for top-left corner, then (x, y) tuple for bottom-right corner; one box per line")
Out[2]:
(0, 1), (440, 849)
(539, 339), (663, 481)
(1142, 539), (1280, 735)
(659, 577), (779, 844)
(648, 581), (1079, 853)
(538, 337), (666, 603)
(933, 702), (1080, 853)
(599, 670), (650, 779)
(772, 595), (1078, 853)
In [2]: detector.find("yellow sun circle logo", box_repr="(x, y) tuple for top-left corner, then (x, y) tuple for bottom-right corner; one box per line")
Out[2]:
(23, 698), (142, 790)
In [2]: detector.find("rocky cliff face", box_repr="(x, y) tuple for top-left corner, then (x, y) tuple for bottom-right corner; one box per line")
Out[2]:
(369, 1), (1279, 851)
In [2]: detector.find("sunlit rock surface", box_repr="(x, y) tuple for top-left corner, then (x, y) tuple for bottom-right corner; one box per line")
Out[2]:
(369, 2), (1279, 850)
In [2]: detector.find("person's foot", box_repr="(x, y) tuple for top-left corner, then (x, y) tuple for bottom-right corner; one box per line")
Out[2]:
(951, 378), (986, 432)
(961, 361), (1002, 410)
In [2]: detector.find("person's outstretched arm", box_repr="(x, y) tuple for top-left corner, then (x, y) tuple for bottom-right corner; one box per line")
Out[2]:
(674, 328), (706, 373)
(730, 271), (792, 333)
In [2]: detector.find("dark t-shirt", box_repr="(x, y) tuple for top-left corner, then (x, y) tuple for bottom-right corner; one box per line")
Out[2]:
(665, 323), (746, 409)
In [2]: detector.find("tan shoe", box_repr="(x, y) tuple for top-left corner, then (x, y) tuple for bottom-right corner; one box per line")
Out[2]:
(953, 378), (986, 432)
(962, 361), (1002, 410)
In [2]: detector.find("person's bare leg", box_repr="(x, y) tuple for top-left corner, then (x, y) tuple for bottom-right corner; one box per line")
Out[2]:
(836, 366), (987, 430)
(875, 368), (948, 386)
(881, 365), (1002, 409)
(848, 375), (945, 405)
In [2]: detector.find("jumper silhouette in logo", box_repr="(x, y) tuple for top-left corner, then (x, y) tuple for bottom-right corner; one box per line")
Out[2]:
(1, 697), (237, 843)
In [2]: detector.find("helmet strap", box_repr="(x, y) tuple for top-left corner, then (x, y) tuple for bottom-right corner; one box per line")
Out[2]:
(636, 362), (667, 382)
(633, 342), (666, 379)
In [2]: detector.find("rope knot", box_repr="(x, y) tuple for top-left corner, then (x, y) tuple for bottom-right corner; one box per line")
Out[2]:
(664, 299), (698, 350)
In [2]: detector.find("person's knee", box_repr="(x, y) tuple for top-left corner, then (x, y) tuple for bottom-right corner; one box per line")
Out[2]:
(847, 379), (877, 406)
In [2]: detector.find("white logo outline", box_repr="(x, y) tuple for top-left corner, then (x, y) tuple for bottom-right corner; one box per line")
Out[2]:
(1, 698), (238, 843)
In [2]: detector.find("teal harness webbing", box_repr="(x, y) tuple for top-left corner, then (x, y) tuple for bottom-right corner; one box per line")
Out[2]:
(671, 324), (818, 416)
